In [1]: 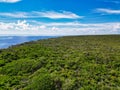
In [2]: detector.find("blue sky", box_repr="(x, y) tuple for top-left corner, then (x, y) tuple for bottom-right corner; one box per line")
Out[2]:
(0, 0), (120, 36)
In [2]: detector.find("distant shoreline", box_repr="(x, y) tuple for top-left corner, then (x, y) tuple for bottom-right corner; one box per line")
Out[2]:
(0, 36), (58, 49)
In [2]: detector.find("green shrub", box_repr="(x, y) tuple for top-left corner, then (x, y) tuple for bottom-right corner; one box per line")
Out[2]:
(25, 68), (55, 90)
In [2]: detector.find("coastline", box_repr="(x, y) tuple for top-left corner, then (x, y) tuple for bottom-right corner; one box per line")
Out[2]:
(0, 36), (58, 49)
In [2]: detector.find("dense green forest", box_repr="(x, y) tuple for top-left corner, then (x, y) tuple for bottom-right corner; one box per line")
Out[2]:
(0, 35), (120, 90)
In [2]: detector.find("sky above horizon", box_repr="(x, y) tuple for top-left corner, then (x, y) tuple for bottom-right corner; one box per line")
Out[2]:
(0, 0), (120, 36)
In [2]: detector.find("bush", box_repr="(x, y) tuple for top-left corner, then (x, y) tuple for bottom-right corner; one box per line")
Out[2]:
(25, 68), (55, 90)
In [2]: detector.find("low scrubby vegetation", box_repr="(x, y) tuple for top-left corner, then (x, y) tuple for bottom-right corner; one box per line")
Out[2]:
(0, 35), (120, 90)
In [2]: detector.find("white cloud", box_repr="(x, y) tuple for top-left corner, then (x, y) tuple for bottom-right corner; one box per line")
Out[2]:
(109, 1), (120, 4)
(0, 20), (120, 36)
(96, 8), (120, 14)
(0, 12), (27, 18)
(0, 11), (83, 19)
(103, 0), (120, 4)
(0, 0), (21, 3)
(34, 11), (83, 19)
(51, 27), (58, 30)
(39, 25), (46, 29)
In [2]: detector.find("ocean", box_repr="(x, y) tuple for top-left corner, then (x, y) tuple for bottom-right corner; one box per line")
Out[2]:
(0, 36), (56, 49)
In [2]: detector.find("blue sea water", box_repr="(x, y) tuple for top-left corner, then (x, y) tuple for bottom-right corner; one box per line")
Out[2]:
(0, 36), (56, 49)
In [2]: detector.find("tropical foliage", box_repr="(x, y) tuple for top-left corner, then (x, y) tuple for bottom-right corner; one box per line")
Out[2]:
(0, 35), (120, 90)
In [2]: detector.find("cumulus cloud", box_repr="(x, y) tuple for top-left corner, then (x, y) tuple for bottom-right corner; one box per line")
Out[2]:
(0, 11), (83, 19)
(0, 20), (120, 36)
(0, 0), (21, 3)
(96, 8), (120, 14)
(39, 25), (46, 29)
